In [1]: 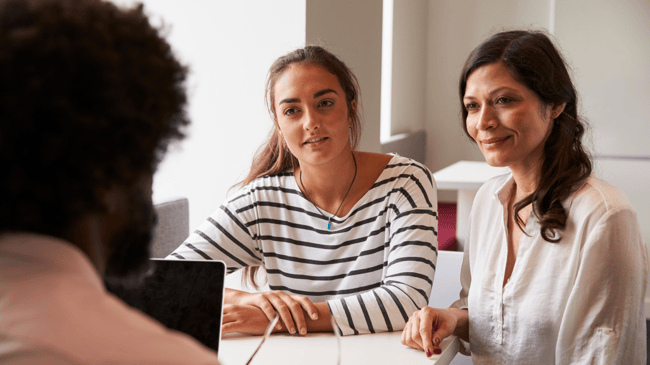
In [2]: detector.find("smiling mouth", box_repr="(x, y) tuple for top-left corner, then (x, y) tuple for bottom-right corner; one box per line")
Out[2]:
(304, 137), (327, 144)
(482, 136), (510, 147)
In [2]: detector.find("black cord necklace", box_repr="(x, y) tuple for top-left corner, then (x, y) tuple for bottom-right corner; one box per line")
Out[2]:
(300, 153), (357, 230)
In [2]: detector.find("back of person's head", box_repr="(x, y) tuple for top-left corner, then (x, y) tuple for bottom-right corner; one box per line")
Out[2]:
(458, 30), (592, 242)
(0, 0), (189, 237)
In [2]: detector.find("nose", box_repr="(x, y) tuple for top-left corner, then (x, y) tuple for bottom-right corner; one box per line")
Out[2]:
(303, 107), (320, 131)
(475, 104), (497, 131)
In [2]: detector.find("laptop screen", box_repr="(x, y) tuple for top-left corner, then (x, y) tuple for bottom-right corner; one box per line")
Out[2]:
(106, 259), (226, 353)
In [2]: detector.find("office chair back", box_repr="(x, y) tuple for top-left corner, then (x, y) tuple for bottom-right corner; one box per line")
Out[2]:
(151, 197), (189, 258)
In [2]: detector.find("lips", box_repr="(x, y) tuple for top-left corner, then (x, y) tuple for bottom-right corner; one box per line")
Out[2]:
(481, 136), (510, 147)
(304, 137), (327, 144)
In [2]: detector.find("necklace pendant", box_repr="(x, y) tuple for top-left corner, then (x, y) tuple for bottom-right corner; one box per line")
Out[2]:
(327, 220), (332, 230)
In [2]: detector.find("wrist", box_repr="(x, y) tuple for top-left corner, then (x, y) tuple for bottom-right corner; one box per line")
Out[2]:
(225, 288), (248, 305)
(449, 308), (469, 340)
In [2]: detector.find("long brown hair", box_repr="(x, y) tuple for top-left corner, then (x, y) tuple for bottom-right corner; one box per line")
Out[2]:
(459, 30), (592, 242)
(240, 45), (362, 287)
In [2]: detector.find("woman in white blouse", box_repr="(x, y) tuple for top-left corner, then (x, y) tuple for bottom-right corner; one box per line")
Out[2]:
(402, 30), (648, 364)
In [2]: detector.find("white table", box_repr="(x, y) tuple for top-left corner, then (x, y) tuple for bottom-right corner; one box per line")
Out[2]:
(218, 332), (459, 365)
(433, 161), (510, 252)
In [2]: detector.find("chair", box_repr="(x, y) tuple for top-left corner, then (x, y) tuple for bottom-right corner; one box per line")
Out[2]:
(429, 250), (464, 309)
(429, 250), (473, 365)
(151, 197), (189, 258)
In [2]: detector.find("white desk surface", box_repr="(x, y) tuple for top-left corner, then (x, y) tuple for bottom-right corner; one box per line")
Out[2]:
(433, 160), (509, 190)
(218, 331), (459, 365)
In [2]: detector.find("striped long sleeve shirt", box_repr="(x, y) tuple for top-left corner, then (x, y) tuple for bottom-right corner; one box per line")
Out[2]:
(168, 154), (438, 335)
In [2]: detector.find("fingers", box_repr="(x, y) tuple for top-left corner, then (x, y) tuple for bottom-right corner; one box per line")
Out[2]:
(237, 291), (317, 335)
(402, 307), (448, 358)
(295, 295), (319, 321)
(256, 299), (279, 327)
(221, 322), (238, 334)
(409, 314), (424, 351)
(259, 291), (315, 335)
(420, 310), (438, 357)
(401, 311), (424, 351)
(430, 316), (455, 353)
(267, 292), (305, 335)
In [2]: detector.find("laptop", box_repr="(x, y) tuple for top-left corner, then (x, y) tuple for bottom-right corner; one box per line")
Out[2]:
(106, 259), (227, 353)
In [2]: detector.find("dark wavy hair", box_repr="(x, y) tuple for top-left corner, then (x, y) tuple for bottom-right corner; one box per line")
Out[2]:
(0, 0), (189, 237)
(459, 30), (592, 242)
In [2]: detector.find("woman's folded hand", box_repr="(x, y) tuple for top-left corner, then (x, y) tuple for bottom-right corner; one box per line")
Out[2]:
(228, 290), (319, 335)
(401, 307), (464, 357)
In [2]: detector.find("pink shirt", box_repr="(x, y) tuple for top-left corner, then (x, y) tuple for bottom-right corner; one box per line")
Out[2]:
(0, 233), (219, 365)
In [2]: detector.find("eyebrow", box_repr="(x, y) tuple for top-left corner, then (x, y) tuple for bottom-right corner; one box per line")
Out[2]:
(314, 88), (337, 98)
(463, 86), (519, 101)
(278, 88), (338, 105)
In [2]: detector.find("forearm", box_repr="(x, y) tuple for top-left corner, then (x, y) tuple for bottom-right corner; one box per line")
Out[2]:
(224, 288), (245, 304)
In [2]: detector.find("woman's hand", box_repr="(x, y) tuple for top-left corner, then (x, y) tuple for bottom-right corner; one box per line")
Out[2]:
(226, 289), (319, 335)
(222, 304), (277, 335)
(401, 307), (467, 357)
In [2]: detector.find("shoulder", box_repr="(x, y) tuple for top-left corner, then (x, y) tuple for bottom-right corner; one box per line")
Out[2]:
(241, 171), (295, 190)
(568, 175), (636, 220)
(380, 153), (434, 187)
(226, 171), (299, 206)
(561, 176), (645, 258)
(34, 282), (217, 363)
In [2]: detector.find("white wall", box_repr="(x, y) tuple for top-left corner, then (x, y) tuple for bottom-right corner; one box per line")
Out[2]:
(555, 0), (650, 157)
(306, 0), (383, 153)
(117, 0), (306, 230)
(388, 0), (428, 137)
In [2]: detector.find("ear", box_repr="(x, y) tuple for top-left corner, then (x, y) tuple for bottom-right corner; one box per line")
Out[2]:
(274, 120), (283, 135)
(551, 102), (566, 119)
(349, 99), (358, 122)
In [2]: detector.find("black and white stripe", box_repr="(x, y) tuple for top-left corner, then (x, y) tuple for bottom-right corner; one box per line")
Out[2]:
(168, 154), (438, 335)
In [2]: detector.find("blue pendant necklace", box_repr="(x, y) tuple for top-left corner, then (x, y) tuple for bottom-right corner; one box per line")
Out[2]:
(300, 153), (357, 230)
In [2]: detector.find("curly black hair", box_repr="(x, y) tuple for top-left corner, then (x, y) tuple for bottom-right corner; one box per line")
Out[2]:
(0, 0), (189, 237)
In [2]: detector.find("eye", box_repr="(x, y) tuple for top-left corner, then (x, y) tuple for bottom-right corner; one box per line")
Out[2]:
(318, 99), (334, 108)
(465, 102), (478, 112)
(495, 97), (511, 105)
(283, 107), (298, 116)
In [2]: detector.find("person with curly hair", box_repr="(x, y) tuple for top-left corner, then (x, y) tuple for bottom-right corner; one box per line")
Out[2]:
(0, 0), (218, 363)
(402, 30), (647, 364)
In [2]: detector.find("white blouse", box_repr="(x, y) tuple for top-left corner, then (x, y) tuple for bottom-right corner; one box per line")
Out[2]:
(453, 173), (648, 364)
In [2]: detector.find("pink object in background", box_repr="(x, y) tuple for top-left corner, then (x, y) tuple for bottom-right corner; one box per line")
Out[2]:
(438, 203), (457, 251)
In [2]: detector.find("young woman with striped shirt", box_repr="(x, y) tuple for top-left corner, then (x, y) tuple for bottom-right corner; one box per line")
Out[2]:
(168, 46), (438, 337)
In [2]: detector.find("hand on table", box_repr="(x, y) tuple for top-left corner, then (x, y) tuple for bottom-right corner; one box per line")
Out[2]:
(227, 290), (319, 335)
(222, 304), (278, 335)
(401, 307), (459, 357)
